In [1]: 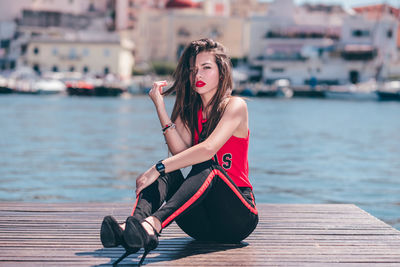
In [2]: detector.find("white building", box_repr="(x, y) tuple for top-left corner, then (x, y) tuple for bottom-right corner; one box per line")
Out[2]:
(248, 0), (399, 85)
(25, 32), (134, 79)
(340, 12), (398, 81)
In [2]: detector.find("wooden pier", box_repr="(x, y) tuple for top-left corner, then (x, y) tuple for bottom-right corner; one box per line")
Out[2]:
(1, 203), (400, 266)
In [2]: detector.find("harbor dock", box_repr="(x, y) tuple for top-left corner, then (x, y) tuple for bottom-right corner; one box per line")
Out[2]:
(1, 203), (400, 266)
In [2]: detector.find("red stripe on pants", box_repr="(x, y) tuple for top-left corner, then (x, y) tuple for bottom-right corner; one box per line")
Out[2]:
(130, 196), (140, 216)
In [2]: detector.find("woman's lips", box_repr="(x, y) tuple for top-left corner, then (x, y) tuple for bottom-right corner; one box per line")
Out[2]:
(196, 81), (206, 87)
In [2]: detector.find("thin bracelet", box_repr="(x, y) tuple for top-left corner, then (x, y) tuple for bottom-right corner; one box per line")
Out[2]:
(162, 122), (173, 132)
(163, 123), (176, 135)
(162, 122), (175, 133)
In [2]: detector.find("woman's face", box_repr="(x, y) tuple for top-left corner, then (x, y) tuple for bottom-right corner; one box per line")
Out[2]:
(191, 51), (219, 98)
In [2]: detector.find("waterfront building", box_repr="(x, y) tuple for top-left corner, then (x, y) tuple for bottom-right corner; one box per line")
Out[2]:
(352, 4), (400, 80)
(249, 0), (345, 85)
(340, 10), (398, 82)
(25, 32), (134, 79)
(0, 0), (127, 74)
(120, 0), (250, 65)
(248, 0), (399, 86)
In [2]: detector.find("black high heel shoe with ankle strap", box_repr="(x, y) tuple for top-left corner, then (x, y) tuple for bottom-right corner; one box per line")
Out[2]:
(115, 216), (160, 266)
(100, 216), (140, 266)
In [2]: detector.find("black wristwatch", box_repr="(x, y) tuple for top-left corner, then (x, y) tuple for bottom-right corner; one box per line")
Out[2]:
(155, 160), (166, 176)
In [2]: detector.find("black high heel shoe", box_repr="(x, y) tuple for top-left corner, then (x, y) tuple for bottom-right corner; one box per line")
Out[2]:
(122, 216), (160, 266)
(101, 216), (140, 266)
(100, 216), (124, 248)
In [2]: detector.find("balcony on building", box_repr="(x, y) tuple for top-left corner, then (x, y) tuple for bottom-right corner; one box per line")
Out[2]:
(256, 43), (308, 62)
(340, 44), (377, 60)
(264, 25), (340, 40)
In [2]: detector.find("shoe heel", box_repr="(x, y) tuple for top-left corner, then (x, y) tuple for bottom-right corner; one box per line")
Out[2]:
(112, 251), (131, 266)
(138, 249), (150, 267)
(123, 217), (160, 266)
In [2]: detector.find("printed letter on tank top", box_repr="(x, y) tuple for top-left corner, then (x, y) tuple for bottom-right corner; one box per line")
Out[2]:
(193, 107), (253, 189)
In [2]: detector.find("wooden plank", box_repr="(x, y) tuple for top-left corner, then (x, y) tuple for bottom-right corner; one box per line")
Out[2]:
(0, 203), (399, 266)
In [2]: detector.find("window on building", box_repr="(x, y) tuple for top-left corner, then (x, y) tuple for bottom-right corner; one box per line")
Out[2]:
(33, 64), (40, 74)
(178, 27), (190, 37)
(82, 48), (89, 56)
(52, 65), (58, 72)
(52, 47), (58, 56)
(1, 39), (10, 49)
(210, 28), (221, 39)
(33, 47), (39, 54)
(10, 60), (15, 69)
(21, 44), (27, 55)
(69, 48), (77, 59)
(83, 66), (89, 73)
(387, 29), (393, 38)
(352, 29), (370, 37)
(271, 68), (285, 73)
(129, 13), (136, 21)
(104, 48), (110, 57)
(104, 66), (109, 75)
(69, 66), (75, 72)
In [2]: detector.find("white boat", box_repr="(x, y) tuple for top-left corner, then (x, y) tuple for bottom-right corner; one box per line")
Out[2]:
(0, 75), (13, 94)
(33, 79), (66, 94)
(274, 79), (293, 98)
(325, 79), (378, 101)
(377, 81), (400, 101)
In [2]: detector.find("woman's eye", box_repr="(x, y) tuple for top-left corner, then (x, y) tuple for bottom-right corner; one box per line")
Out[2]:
(204, 66), (211, 69)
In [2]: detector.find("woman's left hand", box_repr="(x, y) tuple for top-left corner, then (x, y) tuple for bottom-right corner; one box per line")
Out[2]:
(135, 166), (159, 196)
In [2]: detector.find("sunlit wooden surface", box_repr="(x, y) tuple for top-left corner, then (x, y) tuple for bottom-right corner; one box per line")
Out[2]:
(1, 203), (400, 266)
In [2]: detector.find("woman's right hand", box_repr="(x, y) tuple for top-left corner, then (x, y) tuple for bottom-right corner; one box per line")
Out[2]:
(149, 81), (167, 106)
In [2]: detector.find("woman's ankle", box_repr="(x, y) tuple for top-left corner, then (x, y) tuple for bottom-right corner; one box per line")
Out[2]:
(142, 216), (161, 235)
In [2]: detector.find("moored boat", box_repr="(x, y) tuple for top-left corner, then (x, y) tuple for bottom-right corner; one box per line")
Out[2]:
(66, 77), (125, 97)
(292, 85), (326, 98)
(66, 80), (96, 96)
(0, 75), (13, 94)
(325, 79), (378, 101)
(377, 81), (400, 101)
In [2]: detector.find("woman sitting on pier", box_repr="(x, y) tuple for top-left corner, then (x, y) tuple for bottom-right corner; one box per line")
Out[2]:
(100, 38), (259, 266)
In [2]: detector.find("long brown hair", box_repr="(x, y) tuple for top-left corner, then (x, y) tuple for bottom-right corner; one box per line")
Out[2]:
(164, 38), (233, 144)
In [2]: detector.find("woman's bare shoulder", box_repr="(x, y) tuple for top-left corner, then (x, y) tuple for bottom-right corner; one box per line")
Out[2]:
(225, 96), (248, 114)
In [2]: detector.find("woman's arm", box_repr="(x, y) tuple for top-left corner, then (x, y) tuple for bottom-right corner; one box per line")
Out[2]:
(136, 97), (247, 195)
(163, 97), (247, 172)
(149, 81), (191, 154)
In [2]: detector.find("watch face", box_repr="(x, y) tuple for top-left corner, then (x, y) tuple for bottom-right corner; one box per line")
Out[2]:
(156, 162), (165, 172)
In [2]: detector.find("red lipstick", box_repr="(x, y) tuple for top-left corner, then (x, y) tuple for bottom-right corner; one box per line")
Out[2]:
(196, 81), (206, 87)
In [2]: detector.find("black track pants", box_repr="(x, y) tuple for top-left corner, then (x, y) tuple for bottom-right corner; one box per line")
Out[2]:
(131, 160), (258, 243)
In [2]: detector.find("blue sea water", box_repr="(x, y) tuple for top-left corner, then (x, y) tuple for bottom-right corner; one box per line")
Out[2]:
(0, 94), (399, 229)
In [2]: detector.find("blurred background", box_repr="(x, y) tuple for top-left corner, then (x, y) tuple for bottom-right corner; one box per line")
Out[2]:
(0, 0), (399, 230)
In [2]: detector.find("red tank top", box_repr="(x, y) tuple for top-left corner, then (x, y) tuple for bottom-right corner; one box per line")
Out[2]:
(193, 107), (253, 189)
